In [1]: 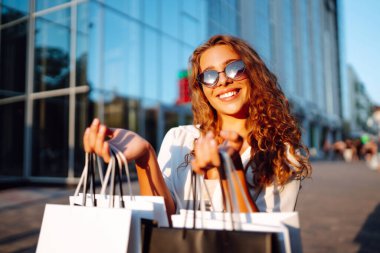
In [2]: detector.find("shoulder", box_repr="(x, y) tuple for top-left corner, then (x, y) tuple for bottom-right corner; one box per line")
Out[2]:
(159, 125), (200, 155)
(164, 125), (200, 142)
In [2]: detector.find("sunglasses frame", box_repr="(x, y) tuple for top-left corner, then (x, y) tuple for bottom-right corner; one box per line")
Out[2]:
(197, 60), (246, 88)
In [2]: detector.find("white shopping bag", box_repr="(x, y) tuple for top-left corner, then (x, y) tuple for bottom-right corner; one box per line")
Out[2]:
(70, 194), (168, 253)
(37, 204), (132, 253)
(69, 148), (169, 253)
(70, 194), (168, 227)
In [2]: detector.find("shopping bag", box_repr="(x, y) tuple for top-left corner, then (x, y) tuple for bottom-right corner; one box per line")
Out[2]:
(143, 150), (301, 253)
(69, 147), (168, 253)
(141, 222), (279, 253)
(171, 210), (301, 253)
(36, 204), (132, 253)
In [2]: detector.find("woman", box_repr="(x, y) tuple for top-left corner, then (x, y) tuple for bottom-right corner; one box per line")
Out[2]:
(84, 35), (312, 217)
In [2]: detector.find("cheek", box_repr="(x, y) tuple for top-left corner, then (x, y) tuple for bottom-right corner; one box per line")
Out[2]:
(202, 88), (213, 101)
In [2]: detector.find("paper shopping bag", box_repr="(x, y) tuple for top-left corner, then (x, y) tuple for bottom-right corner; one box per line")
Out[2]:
(36, 204), (132, 253)
(70, 193), (167, 253)
(171, 210), (301, 253)
(141, 224), (280, 253)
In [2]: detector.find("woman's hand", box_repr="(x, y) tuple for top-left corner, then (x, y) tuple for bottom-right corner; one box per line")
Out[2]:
(83, 118), (150, 163)
(191, 130), (244, 178)
(191, 131), (220, 177)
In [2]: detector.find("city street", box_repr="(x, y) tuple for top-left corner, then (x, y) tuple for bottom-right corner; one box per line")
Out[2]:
(0, 161), (379, 252)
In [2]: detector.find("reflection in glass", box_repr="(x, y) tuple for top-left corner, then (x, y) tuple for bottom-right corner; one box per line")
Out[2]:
(103, 10), (130, 97)
(34, 10), (71, 92)
(161, 0), (180, 38)
(36, 0), (69, 11)
(161, 37), (180, 104)
(145, 106), (158, 150)
(0, 22), (27, 98)
(76, 2), (90, 87)
(1, 0), (28, 24)
(32, 96), (69, 177)
(164, 111), (178, 135)
(143, 0), (159, 29)
(74, 93), (91, 177)
(143, 29), (159, 101)
(0, 102), (24, 176)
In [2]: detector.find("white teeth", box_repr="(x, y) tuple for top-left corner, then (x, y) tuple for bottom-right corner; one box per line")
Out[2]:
(219, 91), (237, 99)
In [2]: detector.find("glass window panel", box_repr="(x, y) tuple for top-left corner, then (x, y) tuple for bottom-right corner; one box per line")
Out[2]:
(143, 0), (159, 29)
(86, 2), (102, 94)
(162, 0), (179, 38)
(182, 0), (198, 18)
(1, 0), (28, 24)
(34, 9), (71, 92)
(74, 93), (92, 177)
(126, 21), (142, 98)
(76, 2), (89, 87)
(105, 0), (141, 19)
(183, 15), (199, 47)
(144, 103), (158, 150)
(161, 37), (179, 104)
(0, 102), (24, 176)
(36, 0), (69, 11)
(103, 10), (135, 97)
(32, 96), (69, 177)
(0, 22), (27, 98)
(143, 29), (159, 101)
(181, 45), (193, 71)
(164, 111), (178, 134)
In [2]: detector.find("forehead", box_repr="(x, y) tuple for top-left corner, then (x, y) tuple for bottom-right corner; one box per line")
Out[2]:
(199, 45), (240, 71)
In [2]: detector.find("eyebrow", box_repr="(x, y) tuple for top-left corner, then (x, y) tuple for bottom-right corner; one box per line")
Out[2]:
(201, 58), (241, 72)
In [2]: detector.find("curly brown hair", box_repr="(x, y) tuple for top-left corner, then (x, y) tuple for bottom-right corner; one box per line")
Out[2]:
(189, 34), (311, 187)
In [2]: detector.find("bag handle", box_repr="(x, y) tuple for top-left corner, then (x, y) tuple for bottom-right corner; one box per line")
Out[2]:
(99, 144), (134, 208)
(73, 152), (97, 206)
(219, 150), (254, 213)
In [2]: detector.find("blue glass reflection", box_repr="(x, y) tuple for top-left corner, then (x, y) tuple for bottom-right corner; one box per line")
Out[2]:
(36, 0), (69, 11)
(34, 9), (71, 91)
(1, 0), (28, 24)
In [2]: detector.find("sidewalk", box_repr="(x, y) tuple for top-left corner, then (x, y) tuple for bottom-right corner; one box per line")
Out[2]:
(0, 161), (379, 252)
(297, 161), (380, 253)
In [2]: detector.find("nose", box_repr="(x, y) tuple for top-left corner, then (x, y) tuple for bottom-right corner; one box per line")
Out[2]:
(216, 72), (232, 87)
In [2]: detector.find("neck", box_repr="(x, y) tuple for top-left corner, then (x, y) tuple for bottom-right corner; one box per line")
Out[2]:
(219, 114), (249, 139)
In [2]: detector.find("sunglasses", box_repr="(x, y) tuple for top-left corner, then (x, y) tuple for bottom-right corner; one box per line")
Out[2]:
(197, 60), (247, 88)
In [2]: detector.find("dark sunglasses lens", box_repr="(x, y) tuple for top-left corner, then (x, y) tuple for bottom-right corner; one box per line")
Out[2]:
(226, 60), (245, 79)
(200, 70), (218, 86)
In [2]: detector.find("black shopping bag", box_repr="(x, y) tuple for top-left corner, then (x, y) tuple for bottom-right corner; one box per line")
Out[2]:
(141, 219), (280, 253)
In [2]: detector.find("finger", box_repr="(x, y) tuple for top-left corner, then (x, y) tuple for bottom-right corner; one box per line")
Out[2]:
(102, 142), (111, 163)
(220, 130), (243, 151)
(220, 130), (242, 142)
(191, 160), (204, 175)
(89, 118), (100, 151)
(95, 125), (107, 155)
(208, 137), (221, 167)
(83, 127), (91, 153)
(196, 133), (220, 168)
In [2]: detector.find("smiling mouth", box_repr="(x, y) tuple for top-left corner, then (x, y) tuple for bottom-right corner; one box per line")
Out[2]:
(218, 89), (240, 99)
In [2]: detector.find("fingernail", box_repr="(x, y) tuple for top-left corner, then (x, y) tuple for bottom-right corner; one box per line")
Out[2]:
(210, 139), (217, 146)
(206, 131), (214, 138)
(92, 118), (99, 125)
(100, 125), (105, 133)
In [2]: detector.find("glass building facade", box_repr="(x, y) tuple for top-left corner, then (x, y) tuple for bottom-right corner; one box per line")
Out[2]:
(0, 0), (341, 182)
(241, 0), (342, 154)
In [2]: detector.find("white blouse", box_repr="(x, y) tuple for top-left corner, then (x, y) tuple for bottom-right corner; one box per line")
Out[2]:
(157, 125), (301, 213)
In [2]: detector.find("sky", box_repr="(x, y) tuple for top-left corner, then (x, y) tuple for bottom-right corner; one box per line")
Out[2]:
(343, 0), (380, 105)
